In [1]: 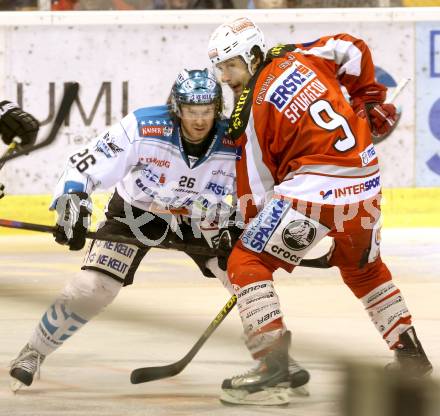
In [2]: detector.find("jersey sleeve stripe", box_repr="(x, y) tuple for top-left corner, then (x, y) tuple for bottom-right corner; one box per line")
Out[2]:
(284, 163), (379, 180)
(297, 38), (362, 76)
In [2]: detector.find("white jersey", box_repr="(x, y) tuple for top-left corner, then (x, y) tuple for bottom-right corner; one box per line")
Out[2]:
(52, 105), (236, 222)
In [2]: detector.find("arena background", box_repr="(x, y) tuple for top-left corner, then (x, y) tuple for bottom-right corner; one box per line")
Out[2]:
(0, 8), (440, 229)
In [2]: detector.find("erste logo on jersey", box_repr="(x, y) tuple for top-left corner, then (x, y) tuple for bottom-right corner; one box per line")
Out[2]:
(266, 61), (316, 111)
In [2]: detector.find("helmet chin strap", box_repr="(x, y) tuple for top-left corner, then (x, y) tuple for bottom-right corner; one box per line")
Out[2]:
(247, 53), (256, 75)
(247, 52), (264, 76)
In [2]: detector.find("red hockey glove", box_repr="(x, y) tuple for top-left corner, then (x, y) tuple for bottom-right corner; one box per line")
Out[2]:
(351, 97), (400, 144)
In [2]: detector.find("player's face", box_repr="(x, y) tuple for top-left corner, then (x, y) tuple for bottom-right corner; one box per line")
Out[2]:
(215, 57), (252, 101)
(180, 103), (216, 144)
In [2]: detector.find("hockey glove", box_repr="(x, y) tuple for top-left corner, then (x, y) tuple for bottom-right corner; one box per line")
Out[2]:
(217, 225), (242, 271)
(0, 183), (4, 199)
(53, 192), (92, 251)
(0, 101), (39, 146)
(351, 97), (400, 144)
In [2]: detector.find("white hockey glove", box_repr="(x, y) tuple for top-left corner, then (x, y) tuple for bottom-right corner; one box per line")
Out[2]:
(0, 101), (39, 146)
(53, 192), (92, 251)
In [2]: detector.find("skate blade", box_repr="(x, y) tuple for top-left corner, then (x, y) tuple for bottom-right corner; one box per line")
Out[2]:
(10, 379), (24, 393)
(220, 387), (291, 406)
(290, 384), (310, 397)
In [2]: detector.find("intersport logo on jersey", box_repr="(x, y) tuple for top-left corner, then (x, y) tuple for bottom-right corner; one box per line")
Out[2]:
(320, 175), (381, 200)
(266, 61), (316, 111)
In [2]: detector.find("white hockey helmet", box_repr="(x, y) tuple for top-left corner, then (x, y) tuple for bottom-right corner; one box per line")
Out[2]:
(208, 17), (266, 74)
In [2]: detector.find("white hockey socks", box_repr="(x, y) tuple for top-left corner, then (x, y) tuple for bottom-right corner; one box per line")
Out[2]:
(235, 280), (285, 357)
(361, 281), (412, 348)
(29, 270), (122, 355)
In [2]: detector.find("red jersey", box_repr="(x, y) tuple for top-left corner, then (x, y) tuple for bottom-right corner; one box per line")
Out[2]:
(229, 34), (386, 220)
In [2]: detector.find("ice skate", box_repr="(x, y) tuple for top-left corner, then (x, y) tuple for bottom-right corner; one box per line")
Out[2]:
(288, 356), (310, 396)
(220, 332), (304, 405)
(387, 327), (433, 378)
(9, 344), (45, 392)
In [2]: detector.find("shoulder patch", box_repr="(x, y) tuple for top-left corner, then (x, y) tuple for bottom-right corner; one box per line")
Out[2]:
(133, 105), (174, 138)
(95, 132), (124, 158)
(139, 121), (173, 138)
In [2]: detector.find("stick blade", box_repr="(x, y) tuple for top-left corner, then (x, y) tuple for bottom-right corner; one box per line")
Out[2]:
(130, 363), (182, 384)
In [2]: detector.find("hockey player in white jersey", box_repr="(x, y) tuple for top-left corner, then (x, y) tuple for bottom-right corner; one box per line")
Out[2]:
(8, 68), (310, 393)
(9, 68), (236, 390)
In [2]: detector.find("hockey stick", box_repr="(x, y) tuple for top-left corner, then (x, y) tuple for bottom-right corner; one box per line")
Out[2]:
(0, 83), (79, 165)
(0, 140), (20, 171)
(388, 77), (410, 103)
(130, 294), (237, 384)
(0, 218), (214, 255)
(0, 141), (20, 198)
(0, 218), (331, 268)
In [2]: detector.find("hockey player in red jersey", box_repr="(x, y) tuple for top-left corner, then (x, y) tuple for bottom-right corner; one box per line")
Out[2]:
(208, 17), (432, 405)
